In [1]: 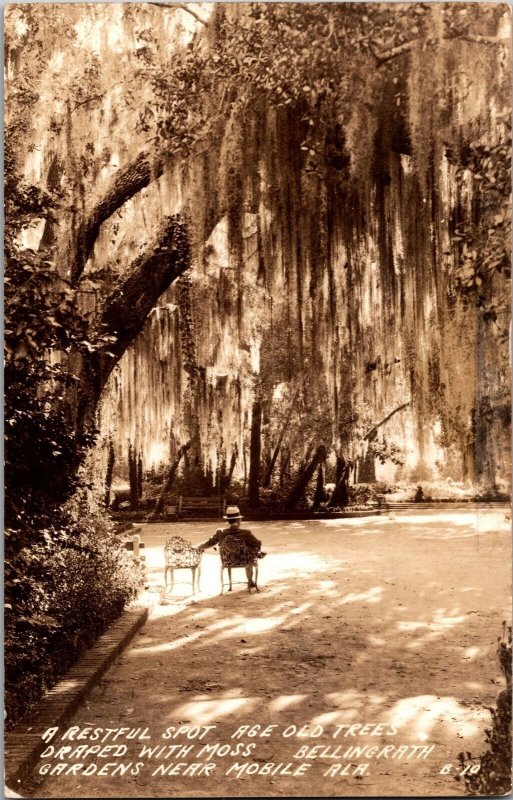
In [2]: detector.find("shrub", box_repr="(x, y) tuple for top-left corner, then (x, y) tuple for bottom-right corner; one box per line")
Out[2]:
(4, 139), (143, 729)
(456, 624), (512, 795)
(5, 509), (142, 728)
(348, 482), (393, 506)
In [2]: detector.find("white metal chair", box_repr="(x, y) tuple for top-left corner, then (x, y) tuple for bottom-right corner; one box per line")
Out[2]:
(164, 536), (202, 594)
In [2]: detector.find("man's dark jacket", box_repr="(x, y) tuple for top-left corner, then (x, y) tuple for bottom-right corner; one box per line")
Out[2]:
(199, 526), (261, 551)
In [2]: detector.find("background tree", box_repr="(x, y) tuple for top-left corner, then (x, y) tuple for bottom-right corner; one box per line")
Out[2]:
(7, 4), (510, 494)
(5, 1), (511, 722)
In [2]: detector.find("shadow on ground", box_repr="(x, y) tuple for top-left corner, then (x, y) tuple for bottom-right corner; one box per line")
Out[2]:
(28, 511), (510, 798)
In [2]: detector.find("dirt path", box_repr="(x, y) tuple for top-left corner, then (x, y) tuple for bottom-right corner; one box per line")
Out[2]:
(30, 510), (510, 798)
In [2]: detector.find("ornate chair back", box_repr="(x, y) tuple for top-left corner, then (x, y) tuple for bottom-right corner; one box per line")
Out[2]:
(164, 536), (201, 594)
(219, 534), (259, 593)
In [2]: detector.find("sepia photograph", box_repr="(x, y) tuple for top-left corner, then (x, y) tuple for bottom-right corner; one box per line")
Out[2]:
(4, 2), (512, 797)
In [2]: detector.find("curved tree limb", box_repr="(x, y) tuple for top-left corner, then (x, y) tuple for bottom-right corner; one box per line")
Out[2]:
(72, 146), (223, 285)
(458, 33), (510, 46)
(72, 93), (105, 114)
(371, 38), (420, 65)
(74, 214), (190, 431)
(71, 5), (213, 285)
(285, 444), (327, 511)
(373, 33), (509, 66)
(362, 401), (410, 442)
(153, 439), (193, 518)
(71, 151), (166, 284)
(148, 3), (208, 25)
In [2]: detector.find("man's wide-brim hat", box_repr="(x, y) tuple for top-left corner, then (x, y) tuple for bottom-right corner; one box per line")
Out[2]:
(224, 505), (243, 520)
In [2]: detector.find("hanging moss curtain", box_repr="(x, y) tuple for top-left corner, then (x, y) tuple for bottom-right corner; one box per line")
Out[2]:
(7, 3), (510, 488)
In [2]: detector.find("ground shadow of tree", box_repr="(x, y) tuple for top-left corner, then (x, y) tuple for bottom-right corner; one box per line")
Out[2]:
(28, 513), (509, 798)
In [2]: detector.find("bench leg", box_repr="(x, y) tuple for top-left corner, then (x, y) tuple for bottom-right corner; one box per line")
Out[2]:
(220, 565), (224, 595)
(191, 567), (196, 595)
(228, 567), (233, 592)
(254, 563), (259, 592)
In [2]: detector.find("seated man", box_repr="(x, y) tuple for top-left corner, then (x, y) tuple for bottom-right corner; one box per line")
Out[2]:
(198, 505), (266, 587)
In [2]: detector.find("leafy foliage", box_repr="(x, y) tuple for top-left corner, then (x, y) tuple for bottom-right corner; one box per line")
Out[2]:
(4, 135), (119, 538)
(5, 504), (142, 727)
(4, 104), (141, 725)
(452, 122), (512, 333)
(456, 624), (512, 796)
(5, 146), (89, 535)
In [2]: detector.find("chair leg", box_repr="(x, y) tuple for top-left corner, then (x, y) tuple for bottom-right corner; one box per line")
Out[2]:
(220, 565), (224, 594)
(245, 565), (253, 592)
(191, 567), (196, 595)
(196, 563), (201, 593)
(228, 567), (233, 592)
(170, 568), (174, 592)
(164, 565), (169, 590)
(254, 563), (260, 592)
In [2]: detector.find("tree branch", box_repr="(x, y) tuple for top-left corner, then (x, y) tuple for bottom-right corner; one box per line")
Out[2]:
(174, 4), (208, 25)
(362, 402), (410, 441)
(373, 33), (509, 66)
(71, 151), (166, 284)
(72, 145), (223, 285)
(71, 93), (105, 113)
(148, 2), (207, 25)
(371, 38), (419, 66)
(459, 33), (510, 46)
(75, 214), (190, 431)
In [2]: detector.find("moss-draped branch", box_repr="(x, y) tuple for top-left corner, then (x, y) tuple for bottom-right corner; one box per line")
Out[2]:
(74, 215), (190, 431)
(71, 151), (165, 284)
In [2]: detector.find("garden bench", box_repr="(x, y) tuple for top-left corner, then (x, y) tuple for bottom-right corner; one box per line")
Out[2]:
(179, 496), (225, 518)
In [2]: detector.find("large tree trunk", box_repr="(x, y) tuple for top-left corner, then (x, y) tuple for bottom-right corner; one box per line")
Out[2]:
(357, 445), (376, 483)
(247, 398), (263, 507)
(284, 444), (327, 511)
(153, 440), (192, 517)
(312, 464), (326, 511)
(62, 130), (221, 437)
(72, 215), (190, 434)
(221, 447), (238, 493)
(329, 455), (352, 508)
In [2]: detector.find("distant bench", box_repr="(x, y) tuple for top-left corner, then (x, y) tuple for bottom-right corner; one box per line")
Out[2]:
(179, 496), (225, 519)
(381, 502), (426, 511)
